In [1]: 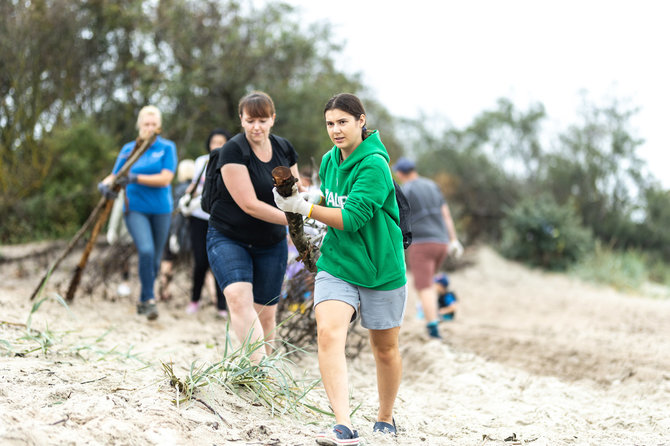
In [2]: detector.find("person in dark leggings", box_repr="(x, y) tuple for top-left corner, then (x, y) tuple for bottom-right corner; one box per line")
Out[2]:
(179, 129), (231, 317)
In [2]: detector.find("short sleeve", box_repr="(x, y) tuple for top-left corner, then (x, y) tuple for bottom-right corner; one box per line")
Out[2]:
(111, 142), (135, 174)
(283, 139), (298, 166)
(218, 139), (245, 169)
(163, 140), (178, 173)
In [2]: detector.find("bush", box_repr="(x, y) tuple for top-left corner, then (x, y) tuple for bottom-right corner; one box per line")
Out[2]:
(571, 242), (648, 292)
(500, 195), (593, 270)
(0, 120), (118, 243)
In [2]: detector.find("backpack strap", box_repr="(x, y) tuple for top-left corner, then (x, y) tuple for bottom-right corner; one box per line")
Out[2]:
(228, 133), (289, 165)
(270, 134), (291, 160)
(229, 133), (252, 165)
(193, 158), (208, 186)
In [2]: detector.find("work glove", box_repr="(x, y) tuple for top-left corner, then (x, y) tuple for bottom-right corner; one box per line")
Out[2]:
(178, 194), (201, 217)
(187, 195), (202, 214)
(115, 172), (139, 188)
(178, 193), (193, 216)
(449, 239), (464, 259)
(273, 185), (313, 216)
(302, 189), (325, 205)
(97, 182), (118, 200)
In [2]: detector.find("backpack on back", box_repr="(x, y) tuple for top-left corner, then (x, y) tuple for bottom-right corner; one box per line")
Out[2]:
(200, 146), (224, 215)
(372, 153), (412, 249)
(393, 179), (413, 249)
(200, 133), (290, 215)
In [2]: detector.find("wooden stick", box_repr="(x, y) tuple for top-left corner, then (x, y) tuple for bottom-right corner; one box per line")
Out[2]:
(271, 166), (319, 273)
(29, 133), (157, 301)
(65, 198), (114, 301)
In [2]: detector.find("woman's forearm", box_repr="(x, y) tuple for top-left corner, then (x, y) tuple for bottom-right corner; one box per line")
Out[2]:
(309, 205), (343, 230)
(238, 199), (288, 226)
(135, 169), (174, 187)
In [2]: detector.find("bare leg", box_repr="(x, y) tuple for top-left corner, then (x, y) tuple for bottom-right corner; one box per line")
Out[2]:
(369, 327), (402, 423)
(224, 282), (265, 363)
(315, 300), (356, 430)
(205, 271), (217, 303)
(418, 287), (439, 322)
(254, 302), (277, 356)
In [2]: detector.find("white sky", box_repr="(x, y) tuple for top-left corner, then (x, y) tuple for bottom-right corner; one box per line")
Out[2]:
(261, 0), (670, 188)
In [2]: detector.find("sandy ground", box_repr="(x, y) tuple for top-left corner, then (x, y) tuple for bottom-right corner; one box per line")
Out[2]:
(1, 242), (669, 446)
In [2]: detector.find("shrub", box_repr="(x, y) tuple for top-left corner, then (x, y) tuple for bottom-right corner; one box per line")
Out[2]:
(571, 242), (648, 292)
(0, 120), (117, 243)
(500, 195), (593, 270)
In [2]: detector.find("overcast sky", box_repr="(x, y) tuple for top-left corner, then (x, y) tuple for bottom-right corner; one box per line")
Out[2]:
(258, 0), (670, 188)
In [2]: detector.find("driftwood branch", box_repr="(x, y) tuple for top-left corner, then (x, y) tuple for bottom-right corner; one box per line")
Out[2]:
(271, 166), (319, 273)
(29, 133), (157, 301)
(65, 199), (114, 301)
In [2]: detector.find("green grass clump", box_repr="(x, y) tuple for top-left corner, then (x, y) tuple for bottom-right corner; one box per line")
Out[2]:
(1, 292), (147, 364)
(571, 242), (648, 292)
(161, 321), (328, 418)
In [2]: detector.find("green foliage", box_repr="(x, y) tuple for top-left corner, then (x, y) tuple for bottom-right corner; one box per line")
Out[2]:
(396, 94), (670, 275)
(635, 185), (670, 261)
(571, 242), (648, 292)
(403, 99), (547, 242)
(500, 195), (594, 270)
(540, 96), (648, 246)
(1, 120), (117, 243)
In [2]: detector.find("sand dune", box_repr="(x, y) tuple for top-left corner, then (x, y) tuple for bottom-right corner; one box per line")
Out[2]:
(1, 243), (668, 445)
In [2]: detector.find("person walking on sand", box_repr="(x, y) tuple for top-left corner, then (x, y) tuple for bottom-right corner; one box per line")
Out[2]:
(206, 91), (303, 363)
(274, 93), (405, 445)
(98, 105), (177, 320)
(158, 158), (195, 302)
(178, 128), (232, 317)
(393, 156), (463, 339)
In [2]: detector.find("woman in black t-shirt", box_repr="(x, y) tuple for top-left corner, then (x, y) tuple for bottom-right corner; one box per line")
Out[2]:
(206, 91), (303, 362)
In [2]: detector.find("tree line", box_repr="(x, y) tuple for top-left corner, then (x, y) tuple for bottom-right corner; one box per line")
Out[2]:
(2, 0), (669, 274)
(1, 0), (400, 241)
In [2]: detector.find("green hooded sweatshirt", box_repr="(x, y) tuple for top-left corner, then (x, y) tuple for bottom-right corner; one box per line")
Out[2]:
(317, 130), (406, 290)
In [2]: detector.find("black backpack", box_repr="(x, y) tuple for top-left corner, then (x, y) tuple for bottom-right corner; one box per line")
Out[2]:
(372, 154), (412, 249)
(201, 133), (290, 214)
(393, 180), (413, 249)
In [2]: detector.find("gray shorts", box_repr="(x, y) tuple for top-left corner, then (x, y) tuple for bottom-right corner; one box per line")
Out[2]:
(313, 270), (407, 330)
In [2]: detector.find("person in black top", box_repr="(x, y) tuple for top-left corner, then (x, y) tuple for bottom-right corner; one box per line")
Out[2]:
(206, 91), (303, 362)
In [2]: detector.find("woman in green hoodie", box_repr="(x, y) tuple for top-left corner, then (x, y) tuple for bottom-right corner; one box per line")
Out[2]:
(274, 93), (406, 445)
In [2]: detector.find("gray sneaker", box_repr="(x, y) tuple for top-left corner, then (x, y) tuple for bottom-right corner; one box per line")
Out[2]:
(373, 418), (397, 435)
(137, 300), (159, 320)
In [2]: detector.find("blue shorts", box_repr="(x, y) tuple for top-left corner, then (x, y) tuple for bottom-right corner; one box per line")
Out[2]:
(206, 227), (287, 306)
(313, 270), (407, 330)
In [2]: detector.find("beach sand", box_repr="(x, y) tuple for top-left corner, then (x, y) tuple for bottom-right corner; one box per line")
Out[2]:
(1, 243), (669, 445)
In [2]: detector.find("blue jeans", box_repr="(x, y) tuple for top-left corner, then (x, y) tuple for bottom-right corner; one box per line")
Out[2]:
(124, 211), (172, 302)
(206, 227), (287, 306)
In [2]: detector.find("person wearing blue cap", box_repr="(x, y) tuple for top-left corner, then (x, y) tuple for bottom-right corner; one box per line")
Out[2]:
(434, 273), (457, 321)
(393, 156), (463, 339)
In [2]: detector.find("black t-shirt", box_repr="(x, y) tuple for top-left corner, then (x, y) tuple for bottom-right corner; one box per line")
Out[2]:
(208, 133), (298, 247)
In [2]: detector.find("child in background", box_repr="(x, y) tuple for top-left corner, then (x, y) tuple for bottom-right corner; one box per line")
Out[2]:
(434, 273), (457, 321)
